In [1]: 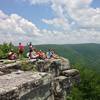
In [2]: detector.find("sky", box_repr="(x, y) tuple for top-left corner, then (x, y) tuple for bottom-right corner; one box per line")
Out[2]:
(0, 0), (100, 45)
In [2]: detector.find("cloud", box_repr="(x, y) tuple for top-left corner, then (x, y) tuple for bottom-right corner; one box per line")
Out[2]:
(21, 0), (100, 44)
(23, 0), (50, 5)
(0, 0), (100, 44)
(25, 0), (100, 31)
(42, 18), (70, 31)
(0, 10), (41, 45)
(39, 29), (100, 44)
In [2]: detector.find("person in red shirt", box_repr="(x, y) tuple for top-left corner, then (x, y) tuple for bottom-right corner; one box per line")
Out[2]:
(37, 50), (46, 59)
(18, 43), (24, 58)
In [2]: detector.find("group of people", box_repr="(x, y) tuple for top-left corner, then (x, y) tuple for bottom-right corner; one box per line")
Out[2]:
(27, 42), (59, 60)
(8, 42), (59, 60)
(8, 42), (24, 60)
(26, 42), (45, 60)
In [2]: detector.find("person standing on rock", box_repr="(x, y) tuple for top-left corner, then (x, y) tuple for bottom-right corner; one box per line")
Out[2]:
(28, 42), (34, 59)
(29, 42), (33, 53)
(18, 43), (24, 59)
(27, 48), (39, 60)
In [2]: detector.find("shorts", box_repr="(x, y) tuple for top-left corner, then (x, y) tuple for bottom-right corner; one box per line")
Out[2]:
(19, 50), (24, 54)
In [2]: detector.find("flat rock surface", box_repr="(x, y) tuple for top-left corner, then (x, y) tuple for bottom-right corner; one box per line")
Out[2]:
(62, 69), (79, 76)
(0, 71), (50, 94)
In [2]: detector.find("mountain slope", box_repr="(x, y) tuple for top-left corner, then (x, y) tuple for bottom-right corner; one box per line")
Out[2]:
(34, 44), (100, 71)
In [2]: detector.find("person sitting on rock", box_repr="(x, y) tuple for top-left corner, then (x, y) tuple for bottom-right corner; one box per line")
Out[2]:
(51, 49), (59, 59)
(8, 49), (17, 60)
(46, 49), (59, 59)
(46, 49), (53, 59)
(37, 50), (46, 60)
(52, 52), (60, 59)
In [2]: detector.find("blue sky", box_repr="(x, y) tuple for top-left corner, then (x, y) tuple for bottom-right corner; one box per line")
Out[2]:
(0, 0), (55, 30)
(0, 0), (100, 44)
(91, 0), (100, 8)
(0, 0), (98, 30)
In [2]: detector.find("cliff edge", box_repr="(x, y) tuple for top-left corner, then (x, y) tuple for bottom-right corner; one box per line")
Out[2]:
(0, 57), (80, 100)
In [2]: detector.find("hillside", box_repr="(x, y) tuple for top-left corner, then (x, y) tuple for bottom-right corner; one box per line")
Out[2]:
(0, 43), (100, 100)
(33, 43), (100, 71)
(34, 44), (100, 100)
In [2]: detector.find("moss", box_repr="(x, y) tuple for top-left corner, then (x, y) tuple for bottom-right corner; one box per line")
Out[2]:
(20, 61), (37, 72)
(3, 61), (16, 64)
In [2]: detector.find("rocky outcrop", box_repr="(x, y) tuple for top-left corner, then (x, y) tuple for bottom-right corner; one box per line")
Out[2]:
(0, 58), (80, 100)
(0, 71), (53, 100)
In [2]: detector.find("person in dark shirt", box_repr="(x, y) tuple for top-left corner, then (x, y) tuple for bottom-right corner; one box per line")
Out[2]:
(29, 42), (33, 52)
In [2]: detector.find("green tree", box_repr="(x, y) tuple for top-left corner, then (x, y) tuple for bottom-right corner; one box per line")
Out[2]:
(0, 42), (16, 59)
(68, 65), (100, 100)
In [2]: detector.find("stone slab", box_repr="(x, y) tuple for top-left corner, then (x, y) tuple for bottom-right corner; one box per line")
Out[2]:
(0, 71), (52, 100)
